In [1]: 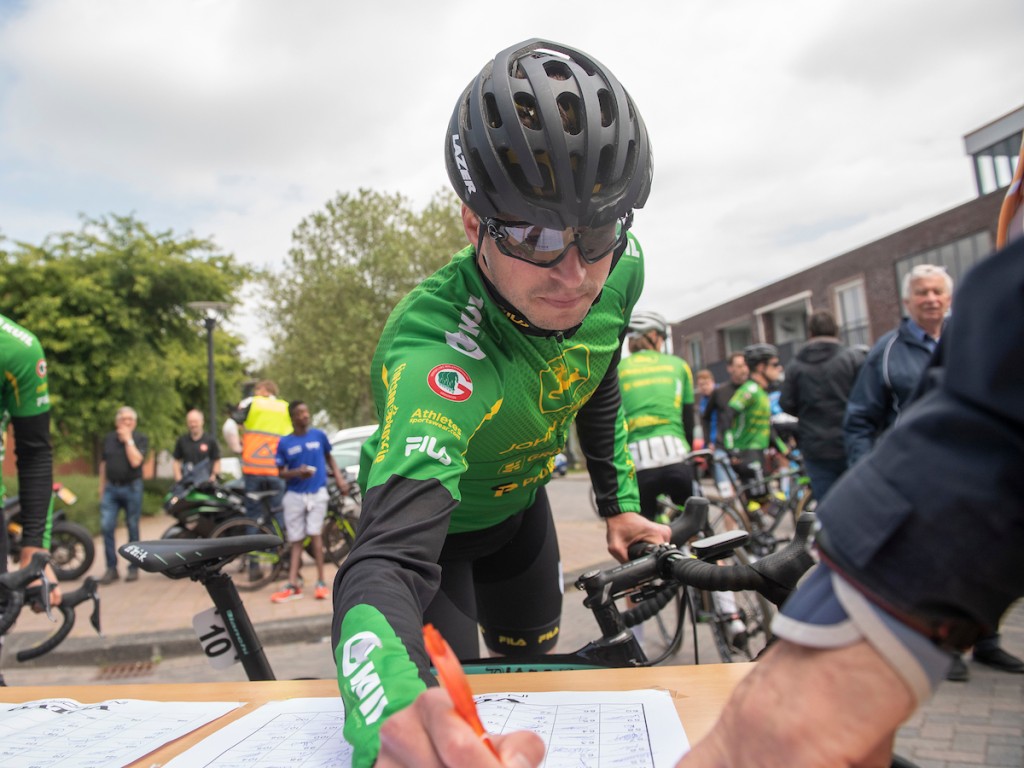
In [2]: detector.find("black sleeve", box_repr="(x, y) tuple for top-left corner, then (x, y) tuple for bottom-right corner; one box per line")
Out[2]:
(208, 436), (221, 462)
(683, 404), (695, 449)
(12, 412), (53, 550)
(172, 436), (185, 461)
(575, 344), (632, 516)
(715, 387), (735, 437)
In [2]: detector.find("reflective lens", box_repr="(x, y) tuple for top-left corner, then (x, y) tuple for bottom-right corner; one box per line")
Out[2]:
(484, 216), (627, 268)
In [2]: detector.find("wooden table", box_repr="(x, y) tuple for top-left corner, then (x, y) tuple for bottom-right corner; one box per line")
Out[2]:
(5, 663), (753, 766)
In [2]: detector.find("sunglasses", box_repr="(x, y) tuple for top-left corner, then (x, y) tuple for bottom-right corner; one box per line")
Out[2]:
(480, 212), (632, 268)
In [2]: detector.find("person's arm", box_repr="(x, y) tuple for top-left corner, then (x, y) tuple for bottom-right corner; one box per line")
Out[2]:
(575, 346), (669, 561)
(842, 345), (889, 466)
(679, 638), (914, 767)
(119, 427), (145, 469)
(222, 418), (242, 453)
(778, 368), (799, 417)
(208, 436), (222, 478)
(324, 448), (348, 494)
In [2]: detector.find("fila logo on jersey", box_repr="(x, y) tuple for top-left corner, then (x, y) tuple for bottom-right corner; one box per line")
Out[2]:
(428, 364), (473, 402)
(405, 436), (452, 466)
(450, 135), (477, 196)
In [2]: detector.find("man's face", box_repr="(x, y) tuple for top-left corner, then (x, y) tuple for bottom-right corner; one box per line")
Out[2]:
(463, 207), (613, 332)
(904, 275), (951, 329)
(291, 404), (311, 430)
(117, 413), (136, 431)
(696, 377), (714, 397)
(764, 358), (783, 384)
(727, 356), (748, 385)
(186, 411), (204, 436)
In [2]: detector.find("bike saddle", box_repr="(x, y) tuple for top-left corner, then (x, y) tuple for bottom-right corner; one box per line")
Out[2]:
(118, 535), (282, 578)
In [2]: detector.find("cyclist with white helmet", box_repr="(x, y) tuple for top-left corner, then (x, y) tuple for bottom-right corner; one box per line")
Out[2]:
(331, 39), (666, 767)
(618, 310), (695, 521)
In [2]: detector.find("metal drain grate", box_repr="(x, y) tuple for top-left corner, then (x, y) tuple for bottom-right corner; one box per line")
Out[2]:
(95, 660), (156, 681)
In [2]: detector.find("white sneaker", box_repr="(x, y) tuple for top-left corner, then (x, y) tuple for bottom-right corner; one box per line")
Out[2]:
(726, 618), (748, 652)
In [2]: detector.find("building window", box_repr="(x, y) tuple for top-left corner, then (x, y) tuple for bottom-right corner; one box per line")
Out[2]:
(972, 131), (1022, 195)
(895, 230), (994, 301)
(833, 279), (870, 347)
(687, 336), (703, 371)
(721, 325), (752, 356)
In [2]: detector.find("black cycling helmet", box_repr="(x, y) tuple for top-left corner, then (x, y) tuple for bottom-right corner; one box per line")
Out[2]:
(627, 310), (668, 337)
(446, 39), (653, 231)
(743, 343), (779, 369)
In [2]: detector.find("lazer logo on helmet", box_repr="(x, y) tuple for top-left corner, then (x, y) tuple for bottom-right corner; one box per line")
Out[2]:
(450, 136), (476, 196)
(428, 364), (473, 402)
(405, 436), (452, 466)
(341, 631), (388, 725)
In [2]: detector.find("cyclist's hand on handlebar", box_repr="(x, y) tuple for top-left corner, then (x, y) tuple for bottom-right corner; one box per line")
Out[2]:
(20, 546), (62, 608)
(605, 512), (671, 563)
(377, 688), (544, 768)
(677, 638), (913, 768)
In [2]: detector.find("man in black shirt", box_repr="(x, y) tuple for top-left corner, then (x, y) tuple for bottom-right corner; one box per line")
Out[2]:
(172, 409), (220, 482)
(98, 406), (148, 584)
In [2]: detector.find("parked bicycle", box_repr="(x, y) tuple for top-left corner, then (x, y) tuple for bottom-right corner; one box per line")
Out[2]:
(207, 477), (361, 591)
(0, 551), (101, 662)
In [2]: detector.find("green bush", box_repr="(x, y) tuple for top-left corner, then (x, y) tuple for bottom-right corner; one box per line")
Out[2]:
(3, 473), (171, 536)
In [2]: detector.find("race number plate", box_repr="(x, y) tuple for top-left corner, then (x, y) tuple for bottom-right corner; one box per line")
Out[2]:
(192, 606), (240, 670)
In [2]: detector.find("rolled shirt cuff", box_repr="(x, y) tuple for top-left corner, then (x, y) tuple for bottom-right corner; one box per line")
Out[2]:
(774, 563), (951, 705)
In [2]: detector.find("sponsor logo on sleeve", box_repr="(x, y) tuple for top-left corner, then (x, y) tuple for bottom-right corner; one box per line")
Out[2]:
(445, 295), (487, 360)
(404, 436), (452, 466)
(35, 359), (47, 378)
(428, 364), (473, 402)
(341, 631), (388, 725)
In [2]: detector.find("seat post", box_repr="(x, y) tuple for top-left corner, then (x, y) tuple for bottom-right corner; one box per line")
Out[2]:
(204, 571), (276, 681)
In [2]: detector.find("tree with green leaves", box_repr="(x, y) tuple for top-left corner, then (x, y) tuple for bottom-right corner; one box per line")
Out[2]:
(0, 214), (251, 464)
(264, 188), (466, 426)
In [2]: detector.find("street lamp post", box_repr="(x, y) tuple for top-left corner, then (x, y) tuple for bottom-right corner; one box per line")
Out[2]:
(187, 301), (231, 433)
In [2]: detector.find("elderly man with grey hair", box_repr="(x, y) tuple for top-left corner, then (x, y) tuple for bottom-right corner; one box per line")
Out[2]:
(98, 406), (148, 584)
(843, 264), (952, 466)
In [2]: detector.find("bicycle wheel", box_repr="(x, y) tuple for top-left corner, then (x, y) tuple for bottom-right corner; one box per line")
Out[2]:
(630, 587), (687, 665)
(322, 509), (358, 565)
(706, 500), (752, 537)
(209, 517), (284, 591)
(702, 548), (775, 663)
(48, 521), (95, 581)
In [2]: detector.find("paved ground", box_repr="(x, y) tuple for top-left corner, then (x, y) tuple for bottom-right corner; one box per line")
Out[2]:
(4, 473), (1022, 766)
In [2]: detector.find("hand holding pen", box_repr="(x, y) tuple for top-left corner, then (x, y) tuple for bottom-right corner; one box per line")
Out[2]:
(374, 624), (545, 767)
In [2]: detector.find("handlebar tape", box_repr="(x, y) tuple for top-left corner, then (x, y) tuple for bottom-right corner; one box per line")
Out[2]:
(0, 551), (52, 636)
(15, 577), (99, 662)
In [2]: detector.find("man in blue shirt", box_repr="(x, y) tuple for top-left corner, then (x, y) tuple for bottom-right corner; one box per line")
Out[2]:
(273, 401), (349, 603)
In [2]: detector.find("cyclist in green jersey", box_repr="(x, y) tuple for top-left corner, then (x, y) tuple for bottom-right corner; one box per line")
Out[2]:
(722, 343), (783, 499)
(331, 39), (664, 768)
(0, 314), (60, 684)
(618, 311), (695, 521)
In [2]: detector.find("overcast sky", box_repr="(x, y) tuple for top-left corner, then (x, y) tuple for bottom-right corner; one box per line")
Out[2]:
(2, 0), (1022, 361)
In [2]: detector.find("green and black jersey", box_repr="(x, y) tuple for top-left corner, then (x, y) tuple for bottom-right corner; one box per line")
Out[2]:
(618, 349), (693, 470)
(1, 314), (53, 550)
(724, 379), (771, 451)
(333, 239), (644, 766)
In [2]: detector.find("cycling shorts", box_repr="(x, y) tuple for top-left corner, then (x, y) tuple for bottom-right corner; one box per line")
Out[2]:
(423, 487), (563, 660)
(636, 462), (695, 521)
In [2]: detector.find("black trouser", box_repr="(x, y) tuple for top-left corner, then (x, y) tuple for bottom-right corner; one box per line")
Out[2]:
(636, 462), (695, 521)
(423, 487), (562, 660)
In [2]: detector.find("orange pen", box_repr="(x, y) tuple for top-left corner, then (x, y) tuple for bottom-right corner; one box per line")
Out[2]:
(423, 623), (500, 758)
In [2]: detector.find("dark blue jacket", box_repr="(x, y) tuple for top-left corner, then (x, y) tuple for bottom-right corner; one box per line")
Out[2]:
(842, 318), (936, 466)
(816, 237), (1024, 647)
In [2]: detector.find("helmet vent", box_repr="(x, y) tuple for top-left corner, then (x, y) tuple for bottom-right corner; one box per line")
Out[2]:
(598, 89), (614, 128)
(514, 92), (541, 130)
(543, 60), (573, 81)
(483, 92), (502, 129)
(556, 92), (582, 135)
